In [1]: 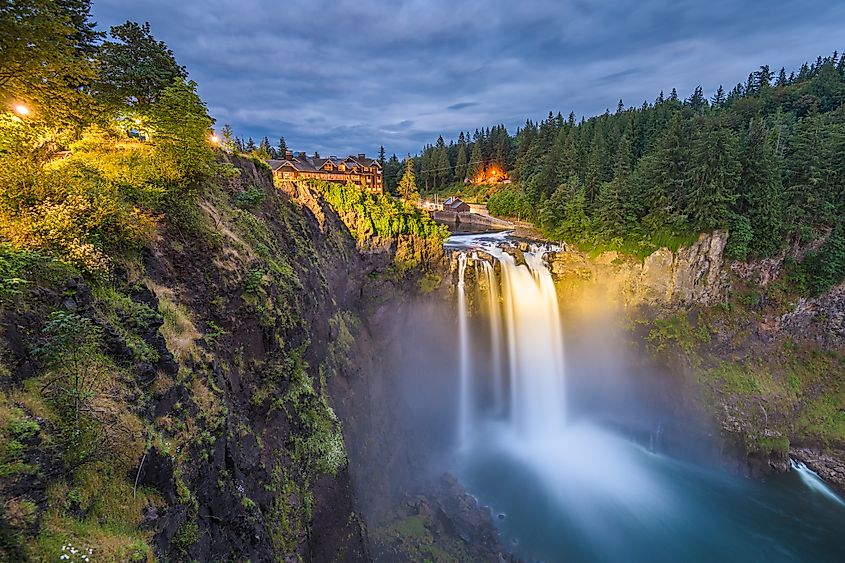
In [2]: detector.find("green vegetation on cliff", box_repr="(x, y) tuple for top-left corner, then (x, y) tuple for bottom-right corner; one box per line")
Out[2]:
(0, 3), (392, 560)
(311, 179), (448, 242)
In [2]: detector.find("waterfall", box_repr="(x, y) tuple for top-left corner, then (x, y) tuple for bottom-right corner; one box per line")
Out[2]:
(455, 246), (566, 439)
(495, 250), (566, 436)
(480, 261), (505, 413)
(457, 252), (472, 448)
(790, 459), (845, 506)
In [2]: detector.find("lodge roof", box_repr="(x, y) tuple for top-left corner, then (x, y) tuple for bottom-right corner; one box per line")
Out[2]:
(268, 153), (381, 173)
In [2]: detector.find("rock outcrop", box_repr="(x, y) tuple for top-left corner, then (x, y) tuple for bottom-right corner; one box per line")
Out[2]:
(546, 231), (729, 309)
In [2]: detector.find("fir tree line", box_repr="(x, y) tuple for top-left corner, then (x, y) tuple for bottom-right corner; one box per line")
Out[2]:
(417, 53), (845, 291)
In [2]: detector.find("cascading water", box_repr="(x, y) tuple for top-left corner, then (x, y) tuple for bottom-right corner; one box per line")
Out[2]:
(790, 459), (845, 506)
(479, 261), (504, 413)
(456, 252), (472, 448)
(445, 231), (845, 562)
(489, 248), (566, 435)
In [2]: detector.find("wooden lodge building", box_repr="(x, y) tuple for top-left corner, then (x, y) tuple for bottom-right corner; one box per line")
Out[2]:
(268, 150), (383, 194)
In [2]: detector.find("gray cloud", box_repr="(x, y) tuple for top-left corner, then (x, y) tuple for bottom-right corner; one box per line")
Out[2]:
(448, 102), (480, 111)
(91, 0), (845, 156)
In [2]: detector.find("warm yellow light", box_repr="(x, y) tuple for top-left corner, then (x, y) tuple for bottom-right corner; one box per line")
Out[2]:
(209, 134), (220, 145)
(13, 104), (30, 116)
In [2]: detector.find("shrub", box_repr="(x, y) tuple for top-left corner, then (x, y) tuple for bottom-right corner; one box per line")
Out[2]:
(487, 185), (534, 221)
(234, 186), (265, 209)
(310, 180), (448, 241)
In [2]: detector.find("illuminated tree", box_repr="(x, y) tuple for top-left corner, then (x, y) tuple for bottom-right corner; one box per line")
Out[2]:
(97, 21), (187, 110)
(0, 0), (98, 133)
(397, 158), (419, 201)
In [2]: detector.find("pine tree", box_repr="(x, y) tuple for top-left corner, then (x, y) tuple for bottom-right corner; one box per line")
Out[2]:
(687, 86), (706, 110)
(256, 136), (273, 159)
(584, 128), (606, 208)
(594, 134), (632, 235)
(436, 144), (451, 188)
(686, 120), (740, 230)
(711, 85), (726, 107)
(640, 113), (689, 229)
(739, 118), (784, 256)
(454, 143), (468, 182)
(221, 123), (235, 152)
(419, 146), (432, 190)
(469, 141), (484, 181)
(755, 65), (773, 90)
(246, 137), (256, 152)
(397, 158), (419, 201)
(541, 174), (589, 240)
(278, 136), (287, 155)
(378, 145), (386, 167)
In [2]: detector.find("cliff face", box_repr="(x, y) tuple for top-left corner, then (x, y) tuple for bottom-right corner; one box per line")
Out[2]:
(546, 231), (729, 309)
(0, 157), (500, 561)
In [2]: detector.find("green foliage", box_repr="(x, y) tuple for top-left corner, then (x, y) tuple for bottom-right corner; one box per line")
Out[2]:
(36, 311), (107, 467)
(313, 180), (448, 242)
(784, 224), (845, 295)
(172, 520), (197, 554)
(234, 185), (265, 209)
(243, 268), (266, 294)
(91, 284), (160, 363)
(486, 185), (534, 221)
(0, 244), (76, 299)
(418, 273), (441, 293)
(0, 401), (39, 477)
(96, 21), (187, 109)
(147, 78), (216, 190)
(725, 212), (753, 261)
(646, 313), (710, 359)
(700, 362), (764, 394)
(397, 158), (420, 201)
(282, 355), (346, 476)
(0, 79), (215, 272)
(0, 0), (99, 134)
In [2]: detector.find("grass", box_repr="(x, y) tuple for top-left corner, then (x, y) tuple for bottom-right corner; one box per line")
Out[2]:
(25, 461), (158, 562)
(91, 284), (160, 364)
(371, 514), (472, 563)
(546, 227), (702, 261)
(646, 313), (711, 361)
(155, 294), (200, 364)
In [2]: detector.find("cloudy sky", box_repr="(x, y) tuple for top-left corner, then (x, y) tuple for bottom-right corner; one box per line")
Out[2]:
(91, 0), (844, 157)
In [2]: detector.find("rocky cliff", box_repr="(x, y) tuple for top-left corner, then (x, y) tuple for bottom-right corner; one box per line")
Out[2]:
(546, 231), (729, 309)
(0, 157), (507, 561)
(543, 231), (845, 494)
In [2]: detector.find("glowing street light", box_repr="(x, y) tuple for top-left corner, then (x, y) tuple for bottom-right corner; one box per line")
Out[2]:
(13, 103), (30, 117)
